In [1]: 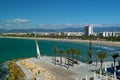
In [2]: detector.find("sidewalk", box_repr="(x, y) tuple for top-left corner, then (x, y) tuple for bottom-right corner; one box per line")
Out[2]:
(16, 61), (31, 80)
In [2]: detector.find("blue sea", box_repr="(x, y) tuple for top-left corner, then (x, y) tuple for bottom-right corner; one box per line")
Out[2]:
(0, 38), (120, 79)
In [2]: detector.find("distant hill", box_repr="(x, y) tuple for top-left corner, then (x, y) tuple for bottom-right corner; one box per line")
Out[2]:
(0, 26), (120, 33)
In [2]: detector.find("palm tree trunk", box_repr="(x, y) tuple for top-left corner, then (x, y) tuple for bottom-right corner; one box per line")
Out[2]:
(101, 60), (103, 71)
(114, 59), (116, 71)
(72, 54), (74, 66)
(60, 55), (62, 66)
(61, 57), (62, 66)
(65, 54), (66, 65)
(90, 53), (91, 61)
(54, 53), (56, 65)
(76, 54), (78, 64)
(87, 54), (89, 63)
(68, 58), (69, 68)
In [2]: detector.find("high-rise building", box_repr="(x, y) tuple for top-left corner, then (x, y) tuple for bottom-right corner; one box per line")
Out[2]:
(84, 25), (93, 36)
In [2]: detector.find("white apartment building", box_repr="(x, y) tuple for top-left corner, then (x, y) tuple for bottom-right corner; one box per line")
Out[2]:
(102, 32), (120, 37)
(103, 32), (113, 37)
(112, 32), (120, 37)
(84, 25), (93, 36)
(66, 32), (84, 36)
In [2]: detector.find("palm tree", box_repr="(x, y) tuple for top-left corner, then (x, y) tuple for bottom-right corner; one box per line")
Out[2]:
(87, 50), (92, 64)
(66, 49), (72, 58)
(53, 45), (58, 65)
(74, 49), (80, 64)
(112, 53), (119, 71)
(97, 51), (107, 70)
(64, 51), (67, 65)
(66, 49), (71, 68)
(88, 35), (92, 64)
(59, 49), (64, 66)
(70, 48), (76, 66)
(71, 48), (75, 59)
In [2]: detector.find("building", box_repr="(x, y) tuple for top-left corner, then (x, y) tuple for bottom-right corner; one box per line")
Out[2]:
(66, 32), (84, 36)
(103, 32), (113, 37)
(112, 32), (120, 37)
(84, 25), (93, 36)
(102, 32), (120, 37)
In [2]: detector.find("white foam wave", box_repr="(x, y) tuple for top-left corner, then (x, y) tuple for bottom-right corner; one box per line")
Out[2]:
(94, 45), (114, 51)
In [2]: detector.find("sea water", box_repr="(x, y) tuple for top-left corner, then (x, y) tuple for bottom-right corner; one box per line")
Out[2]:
(0, 38), (120, 79)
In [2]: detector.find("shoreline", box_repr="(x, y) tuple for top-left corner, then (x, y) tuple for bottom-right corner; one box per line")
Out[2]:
(0, 36), (120, 47)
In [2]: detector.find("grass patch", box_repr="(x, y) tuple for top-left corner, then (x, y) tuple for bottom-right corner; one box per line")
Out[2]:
(7, 60), (26, 80)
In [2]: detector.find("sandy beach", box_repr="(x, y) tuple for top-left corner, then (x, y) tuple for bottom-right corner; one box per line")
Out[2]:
(38, 38), (120, 47)
(1, 36), (120, 47)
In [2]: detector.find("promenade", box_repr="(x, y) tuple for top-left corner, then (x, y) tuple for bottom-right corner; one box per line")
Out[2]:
(16, 61), (31, 80)
(17, 56), (118, 80)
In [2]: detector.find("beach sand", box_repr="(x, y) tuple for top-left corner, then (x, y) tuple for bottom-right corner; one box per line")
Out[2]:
(1, 36), (120, 46)
(38, 38), (120, 47)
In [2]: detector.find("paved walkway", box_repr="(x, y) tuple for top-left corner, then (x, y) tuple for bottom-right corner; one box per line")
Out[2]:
(16, 61), (31, 80)
(37, 62), (75, 80)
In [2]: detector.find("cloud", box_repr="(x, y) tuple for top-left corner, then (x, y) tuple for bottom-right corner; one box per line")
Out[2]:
(38, 24), (91, 29)
(0, 19), (120, 30)
(0, 18), (31, 30)
(5, 18), (31, 23)
(93, 24), (120, 27)
(36, 23), (120, 29)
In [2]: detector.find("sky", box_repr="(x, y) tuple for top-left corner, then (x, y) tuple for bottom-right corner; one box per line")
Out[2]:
(0, 0), (120, 29)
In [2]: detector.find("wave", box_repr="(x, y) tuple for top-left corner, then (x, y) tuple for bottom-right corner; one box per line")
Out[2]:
(93, 45), (115, 51)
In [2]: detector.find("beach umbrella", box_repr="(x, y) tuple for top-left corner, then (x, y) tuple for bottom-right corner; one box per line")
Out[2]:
(94, 71), (96, 79)
(86, 75), (88, 80)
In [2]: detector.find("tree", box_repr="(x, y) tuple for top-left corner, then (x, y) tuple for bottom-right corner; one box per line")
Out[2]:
(70, 48), (76, 66)
(112, 53), (119, 71)
(64, 51), (67, 65)
(66, 49), (71, 68)
(87, 50), (92, 64)
(53, 45), (58, 65)
(66, 49), (72, 58)
(97, 51), (107, 70)
(71, 48), (75, 60)
(59, 49), (64, 66)
(74, 49), (80, 64)
(87, 35), (92, 64)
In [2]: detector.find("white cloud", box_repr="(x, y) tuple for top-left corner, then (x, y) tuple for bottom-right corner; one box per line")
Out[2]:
(0, 19), (120, 30)
(0, 18), (31, 30)
(93, 24), (120, 27)
(6, 18), (31, 23)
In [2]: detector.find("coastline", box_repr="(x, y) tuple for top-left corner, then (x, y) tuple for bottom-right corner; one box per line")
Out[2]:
(1, 36), (119, 79)
(0, 36), (120, 47)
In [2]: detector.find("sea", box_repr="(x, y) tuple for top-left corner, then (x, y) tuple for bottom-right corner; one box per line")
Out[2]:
(0, 38), (120, 79)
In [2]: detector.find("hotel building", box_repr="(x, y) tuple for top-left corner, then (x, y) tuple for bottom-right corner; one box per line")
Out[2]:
(84, 25), (93, 36)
